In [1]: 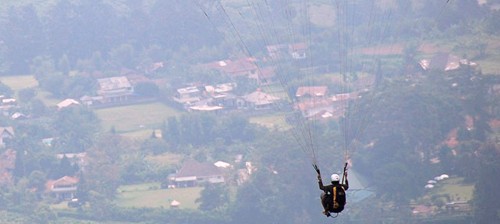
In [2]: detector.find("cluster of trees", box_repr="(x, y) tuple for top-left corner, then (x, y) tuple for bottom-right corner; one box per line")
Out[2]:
(0, 0), (499, 223)
(0, 0), (222, 75)
(1, 0), (497, 78)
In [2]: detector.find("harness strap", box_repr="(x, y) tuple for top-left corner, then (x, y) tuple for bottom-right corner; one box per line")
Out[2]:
(333, 186), (338, 209)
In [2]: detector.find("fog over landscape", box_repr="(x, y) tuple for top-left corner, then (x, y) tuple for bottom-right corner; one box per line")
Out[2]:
(0, 0), (499, 223)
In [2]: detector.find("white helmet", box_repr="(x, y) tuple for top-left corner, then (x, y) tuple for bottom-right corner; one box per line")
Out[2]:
(331, 174), (340, 182)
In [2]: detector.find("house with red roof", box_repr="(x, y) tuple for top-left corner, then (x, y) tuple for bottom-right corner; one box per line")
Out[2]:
(202, 58), (259, 78)
(46, 176), (79, 200)
(241, 89), (281, 110)
(296, 86), (329, 101)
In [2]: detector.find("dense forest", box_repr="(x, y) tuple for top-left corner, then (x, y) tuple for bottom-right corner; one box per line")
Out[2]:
(0, 0), (499, 223)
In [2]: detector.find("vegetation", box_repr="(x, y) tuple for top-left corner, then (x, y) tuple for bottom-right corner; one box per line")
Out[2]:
(0, 0), (498, 223)
(116, 183), (202, 209)
(95, 102), (181, 133)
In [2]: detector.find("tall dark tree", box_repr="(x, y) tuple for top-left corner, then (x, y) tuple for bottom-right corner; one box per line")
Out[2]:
(84, 134), (133, 200)
(196, 183), (229, 211)
(52, 106), (100, 152)
(149, 0), (222, 51)
(474, 141), (500, 224)
(1, 5), (45, 74)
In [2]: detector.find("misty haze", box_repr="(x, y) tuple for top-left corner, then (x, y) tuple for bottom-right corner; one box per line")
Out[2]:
(0, 0), (499, 223)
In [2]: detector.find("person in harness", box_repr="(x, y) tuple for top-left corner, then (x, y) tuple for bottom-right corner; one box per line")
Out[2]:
(317, 163), (349, 217)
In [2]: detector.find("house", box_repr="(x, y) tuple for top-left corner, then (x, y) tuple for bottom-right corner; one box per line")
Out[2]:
(289, 42), (307, 59)
(46, 176), (79, 200)
(412, 205), (435, 217)
(241, 89), (281, 110)
(295, 86), (331, 118)
(56, 152), (88, 168)
(11, 112), (28, 120)
(343, 169), (375, 204)
(266, 44), (288, 59)
(295, 86), (329, 101)
(295, 92), (356, 119)
(0, 96), (17, 111)
(0, 126), (14, 148)
(266, 43), (308, 60)
(214, 161), (232, 169)
(204, 83), (236, 96)
(79, 95), (104, 107)
(295, 99), (335, 118)
(144, 61), (165, 74)
(171, 160), (225, 188)
(254, 66), (276, 85)
(96, 76), (134, 103)
(57, 98), (80, 110)
(202, 58), (259, 78)
(419, 53), (476, 72)
(204, 83), (239, 110)
(174, 86), (202, 104)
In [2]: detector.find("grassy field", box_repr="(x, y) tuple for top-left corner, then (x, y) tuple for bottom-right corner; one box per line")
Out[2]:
(120, 128), (161, 140)
(249, 113), (291, 130)
(0, 210), (29, 224)
(432, 177), (474, 202)
(116, 182), (202, 209)
(0, 75), (63, 106)
(0, 75), (38, 91)
(145, 153), (184, 167)
(95, 102), (182, 134)
(477, 54), (500, 75)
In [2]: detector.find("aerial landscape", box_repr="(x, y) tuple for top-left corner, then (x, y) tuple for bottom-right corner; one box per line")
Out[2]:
(0, 0), (499, 223)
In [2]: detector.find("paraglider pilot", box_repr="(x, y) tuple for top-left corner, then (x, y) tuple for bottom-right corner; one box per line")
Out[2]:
(317, 163), (349, 217)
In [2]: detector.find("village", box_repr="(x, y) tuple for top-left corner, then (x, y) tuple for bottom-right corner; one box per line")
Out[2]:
(0, 40), (484, 216)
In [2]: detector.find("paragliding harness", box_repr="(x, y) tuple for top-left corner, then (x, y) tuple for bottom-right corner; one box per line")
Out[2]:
(315, 162), (348, 218)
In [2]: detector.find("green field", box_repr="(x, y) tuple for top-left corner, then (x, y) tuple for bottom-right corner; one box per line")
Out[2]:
(477, 54), (500, 75)
(116, 182), (202, 209)
(95, 102), (182, 134)
(432, 177), (474, 202)
(0, 75), (38, 91)
(0, 210), (28, 224)
(0, 75), (62, 106)
(249, 113), (291, 130)
(145, 153), (184, 167)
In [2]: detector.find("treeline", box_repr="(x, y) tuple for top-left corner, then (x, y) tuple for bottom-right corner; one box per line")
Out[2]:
(1, 0), (498, 77)
(0, 0), (223, 75)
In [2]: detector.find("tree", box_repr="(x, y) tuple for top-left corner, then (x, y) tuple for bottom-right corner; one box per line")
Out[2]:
(141, 138), (168, 155)
(0, 81), (13, 96)
(31, 204), (57, 224)
(1, 5), (44, 74)
(29, 99), (48, 116)
(474, 141), (500, 224)
(163, 117), (181, 148)
(52, 106), (100, 152)
(351, 76), (463, 203)
(228, 131), (322, 224)
(84, 134), (134, 199)
(18, 88), (36, 102)
(27, 170), (47, 195)
(373, 162), (420, 204)
(134, 82), (160, 98)
(50, 155), (78, 179)
(108, 44), (136, 69)
(196, 183), (229, 211)
(58, 54), (71, 76)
